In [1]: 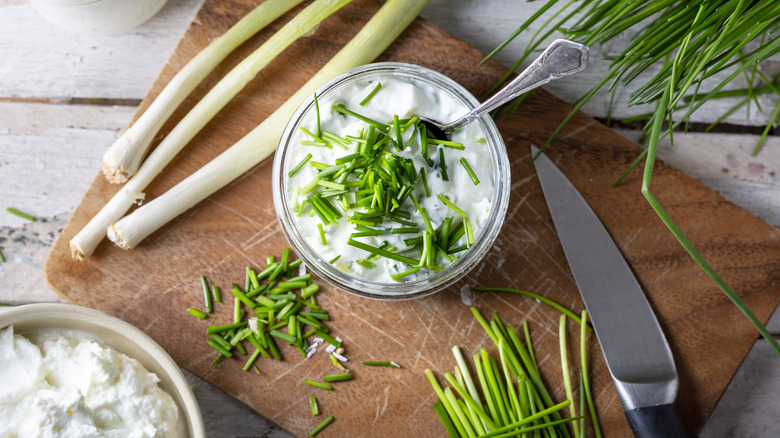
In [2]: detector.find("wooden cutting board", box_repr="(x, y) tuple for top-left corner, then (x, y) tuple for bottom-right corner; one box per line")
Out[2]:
(45, 0), (780, 436)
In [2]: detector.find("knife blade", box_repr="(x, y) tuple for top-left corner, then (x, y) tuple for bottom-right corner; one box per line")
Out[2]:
(530, 145), (694, 437)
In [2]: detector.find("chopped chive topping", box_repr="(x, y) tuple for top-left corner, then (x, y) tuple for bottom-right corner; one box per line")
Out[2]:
(347, 238), (418, 265)
(317, 223), (327, 245)
(428, 138), (465, 149)
(360, 82), (382, 106)
(310, 396), (319, 416)
(438, 147), (449, 181)
(309, 415), (335, 436)
(437, 194), (467, 218)
(289, 153), (312, 177)
(459, 157), (480, 185)
(391, 266), (421, 282)
(328, 255), (341, 264)
(6, 207), (36, 222)
(363, 361), (401, 368)
(332, 104), (389, 131)
(187, 308), (207, 319)
(0, 249), (5, 263)
(305, 379), (333, 391)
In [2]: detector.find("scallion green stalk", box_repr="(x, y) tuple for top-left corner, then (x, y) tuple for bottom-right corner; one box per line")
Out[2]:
(104, 0), (430, 251)
(70, 0), (354, 259)
(101, 0), (305, 184)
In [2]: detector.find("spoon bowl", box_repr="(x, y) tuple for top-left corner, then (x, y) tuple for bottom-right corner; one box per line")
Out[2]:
(420, 39), (589, 140)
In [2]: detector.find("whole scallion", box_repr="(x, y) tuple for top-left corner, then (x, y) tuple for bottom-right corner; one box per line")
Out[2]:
(102, 0), (430, 253)
(70, 0), (354, 260)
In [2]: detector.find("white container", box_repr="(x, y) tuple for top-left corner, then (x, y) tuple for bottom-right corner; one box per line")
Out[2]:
(30, 0), (169, 34)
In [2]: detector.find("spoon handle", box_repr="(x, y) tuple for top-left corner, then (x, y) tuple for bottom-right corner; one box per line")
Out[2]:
(448, 39), (589, 132)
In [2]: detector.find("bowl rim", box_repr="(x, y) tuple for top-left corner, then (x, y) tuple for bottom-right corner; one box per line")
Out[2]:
(272, 62), (511, 300)
(0, 302), (205, 438)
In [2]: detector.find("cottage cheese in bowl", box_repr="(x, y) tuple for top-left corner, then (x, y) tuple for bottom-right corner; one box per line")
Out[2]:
(0, 326), (181, 437)
(273, 63), (511, 299)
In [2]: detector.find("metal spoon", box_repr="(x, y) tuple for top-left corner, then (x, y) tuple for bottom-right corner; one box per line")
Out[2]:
(421, 39), (589, 139)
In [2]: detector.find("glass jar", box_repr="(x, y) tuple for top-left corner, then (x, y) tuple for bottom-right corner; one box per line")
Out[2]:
(30, 0), (169, 34)
(272, 62), (511, 300)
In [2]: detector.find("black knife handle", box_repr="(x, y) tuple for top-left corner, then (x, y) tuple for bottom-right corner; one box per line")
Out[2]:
(624, 403), (696, 438)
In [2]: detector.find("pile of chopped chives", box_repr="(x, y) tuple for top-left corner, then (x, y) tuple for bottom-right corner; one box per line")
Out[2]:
(289, 90), (486, 282)
(187, 248), (341, 371)
(425, 306), (601, 438)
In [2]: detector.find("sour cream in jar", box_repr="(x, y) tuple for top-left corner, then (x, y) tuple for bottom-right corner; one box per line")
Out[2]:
(277, 63), (508, 291)
(0, 325), (181, 438)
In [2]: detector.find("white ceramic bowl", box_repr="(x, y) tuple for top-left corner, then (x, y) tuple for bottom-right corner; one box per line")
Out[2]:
(0, 303), (205, 438)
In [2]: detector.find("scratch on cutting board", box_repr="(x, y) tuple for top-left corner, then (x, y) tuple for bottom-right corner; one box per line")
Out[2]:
(621, 226), (645, 249)
(372, 385), (391, 425)
(560, 119), (598, 140)
(331, 302), (407, 349)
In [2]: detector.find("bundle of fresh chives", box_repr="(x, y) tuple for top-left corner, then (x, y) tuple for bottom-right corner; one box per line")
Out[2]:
(425, 306), (601, 438)
(486, 0), (780, 356)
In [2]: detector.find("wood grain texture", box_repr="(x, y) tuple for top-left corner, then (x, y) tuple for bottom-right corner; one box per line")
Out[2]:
(43, 0), (780, 436)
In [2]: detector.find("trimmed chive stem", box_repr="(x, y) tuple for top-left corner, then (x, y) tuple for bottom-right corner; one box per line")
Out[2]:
(426, 305), (600, 437)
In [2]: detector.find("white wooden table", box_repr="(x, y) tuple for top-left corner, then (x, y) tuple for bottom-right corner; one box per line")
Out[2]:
(2, 0), (779, 436)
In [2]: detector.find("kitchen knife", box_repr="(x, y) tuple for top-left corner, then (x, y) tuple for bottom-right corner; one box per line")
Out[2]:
(530, 145), (694, 438)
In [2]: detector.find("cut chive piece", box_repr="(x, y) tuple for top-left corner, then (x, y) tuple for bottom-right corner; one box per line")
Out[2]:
(363, 361), (401, 368)
(347, 238), (418, 265)
(270, 329), (297, 344)
(313, 92), (321, 137)
(187, 308), (207, 319)
(459, 157), (480, 185)
(206, 339), (233, 358)
(419, 167), (431, 197)
(6, 207), (36, 222)
(310, 396), (319, 416)
(428, 138), (465, 149)
(323, 373), (352, 382)
(212, 285), (221, 303)
(438, 147), (449, 181)
(304, 379), (333, 391)
(201, 275), (214, 313)
(360, 82), (382, 106)
(437, 194), (467, 218)
(289, 153), (313, 177)
(332, 104), (389, 131)
(317, 223), (327, 245)
(309, 415), (334, 436)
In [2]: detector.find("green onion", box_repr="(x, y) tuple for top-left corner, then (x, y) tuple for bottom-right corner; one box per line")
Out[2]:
(317, 223), (327, 245)
(289, 153), (313, 177)
(360, 82), (382, 106)
(323, 373), (352, 382)
(305, 379), (333, 391)
(187, 308), (207, 319)
(459, 157), (480, 185)
(201, 275), (213, 313)
(438, 147), (449, 181)
(72, 0), (357, 259)
(363, 361), (401, 368)
(347, 238), (418, 265)
(310, 396), (319, 416)
(6, 207), (36, 222)
(309, 415), (335, 436)
(100, 0), (306, 183)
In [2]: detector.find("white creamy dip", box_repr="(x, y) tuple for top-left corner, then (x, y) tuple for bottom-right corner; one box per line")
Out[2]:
(286, 75), (494, 283)
(0, 326), (180, 438)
